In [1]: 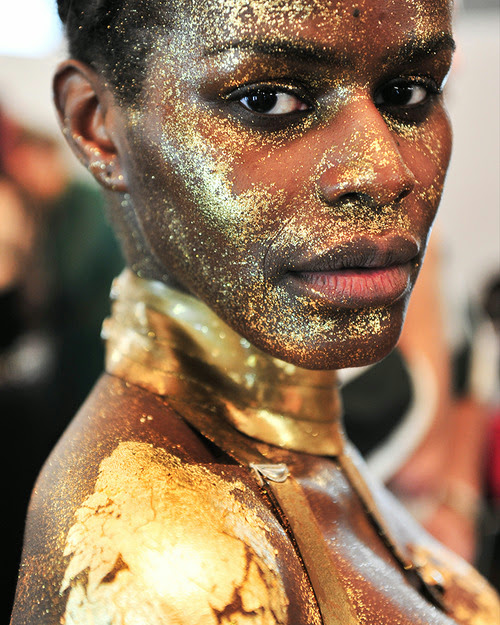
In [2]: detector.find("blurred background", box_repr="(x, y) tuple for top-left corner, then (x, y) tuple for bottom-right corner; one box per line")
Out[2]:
(1, 0), (499, 618)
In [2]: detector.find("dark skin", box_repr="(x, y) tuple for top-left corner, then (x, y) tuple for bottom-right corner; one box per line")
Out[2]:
(54, 0), (453, 371)
(18, 1), (491, 622)
(12, 375), (475, 624)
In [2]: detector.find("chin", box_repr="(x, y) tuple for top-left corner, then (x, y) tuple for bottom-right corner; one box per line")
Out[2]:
(249, 301), (407, 371)
(280, 338), (400, 371)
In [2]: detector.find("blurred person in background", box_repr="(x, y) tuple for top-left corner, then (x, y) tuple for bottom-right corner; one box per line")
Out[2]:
(0, 107), (35, 294)
(0, 105), (57, 618)
(1, 106), (123, 617)
(475, 273), (500, 589)
(3, 126), (124, 410)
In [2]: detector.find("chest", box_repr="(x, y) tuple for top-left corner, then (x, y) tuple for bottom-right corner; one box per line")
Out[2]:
(228, 458), (459, 625)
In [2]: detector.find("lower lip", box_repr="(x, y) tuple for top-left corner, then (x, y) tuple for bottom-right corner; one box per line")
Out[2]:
(286, 264), (412, 308)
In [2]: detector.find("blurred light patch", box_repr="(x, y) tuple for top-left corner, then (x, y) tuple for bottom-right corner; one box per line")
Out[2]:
(0, 0), (62, 57)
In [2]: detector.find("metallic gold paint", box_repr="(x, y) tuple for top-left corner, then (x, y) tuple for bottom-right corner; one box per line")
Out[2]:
(96, 270), (500, 624)
(104, 270), (344, 454)
(61, 441), (289, 624)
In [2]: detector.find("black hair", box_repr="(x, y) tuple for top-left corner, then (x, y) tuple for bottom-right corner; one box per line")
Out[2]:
(56, 0), (172, 101)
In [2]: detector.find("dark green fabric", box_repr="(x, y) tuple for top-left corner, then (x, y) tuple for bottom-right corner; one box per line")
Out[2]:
(44, 180), (124, 405)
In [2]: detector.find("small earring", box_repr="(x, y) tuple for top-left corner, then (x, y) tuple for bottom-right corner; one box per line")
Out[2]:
(105, 158), (116, 178)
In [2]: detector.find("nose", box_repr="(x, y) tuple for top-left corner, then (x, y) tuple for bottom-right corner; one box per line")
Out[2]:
(316, 99), (416, 208)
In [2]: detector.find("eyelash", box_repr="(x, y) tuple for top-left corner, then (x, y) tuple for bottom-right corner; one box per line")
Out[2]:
(225, 82), (313, 117)
(374, 76), (441, 122)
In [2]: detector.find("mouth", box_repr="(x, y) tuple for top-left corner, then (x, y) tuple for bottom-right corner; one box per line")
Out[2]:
(279, 235), (420, 309)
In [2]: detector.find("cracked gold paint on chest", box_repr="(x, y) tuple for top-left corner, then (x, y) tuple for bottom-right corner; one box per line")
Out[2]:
(60, 441), (288, 624)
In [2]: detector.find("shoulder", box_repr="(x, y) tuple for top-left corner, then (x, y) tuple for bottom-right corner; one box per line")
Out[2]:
(60, 440), (290, 624)
(12, 377), (302, 624)
(345, 443), (499, 625)
(389, 499), (499, 625)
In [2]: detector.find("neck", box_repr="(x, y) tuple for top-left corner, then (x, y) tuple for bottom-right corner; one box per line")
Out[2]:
(104, 270), (345, 455)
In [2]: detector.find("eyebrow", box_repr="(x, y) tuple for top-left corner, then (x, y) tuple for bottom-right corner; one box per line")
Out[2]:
(204, 38), (352, 67)
(385, 33), (456, 65)
(204, 32), (455, 67)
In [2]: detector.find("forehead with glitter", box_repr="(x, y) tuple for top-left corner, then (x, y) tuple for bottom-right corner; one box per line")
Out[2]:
(164, 0), (450, 46)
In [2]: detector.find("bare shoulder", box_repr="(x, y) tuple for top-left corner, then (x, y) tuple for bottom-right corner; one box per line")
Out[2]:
(12, 377), (308, 624)
(59, 440), (290, 624)
(406, 541), (500, 625)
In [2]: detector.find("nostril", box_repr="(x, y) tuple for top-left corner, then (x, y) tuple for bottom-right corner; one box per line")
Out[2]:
(396, 188), (411, 203)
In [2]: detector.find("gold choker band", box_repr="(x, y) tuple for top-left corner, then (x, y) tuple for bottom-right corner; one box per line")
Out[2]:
(103, 270), (345, 455)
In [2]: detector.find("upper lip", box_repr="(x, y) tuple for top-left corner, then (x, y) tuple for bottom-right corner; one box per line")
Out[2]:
(276, 235), (420, 275)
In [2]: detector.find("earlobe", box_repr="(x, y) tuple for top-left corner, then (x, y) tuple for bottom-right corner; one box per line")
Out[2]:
(53, 60), (127, 192)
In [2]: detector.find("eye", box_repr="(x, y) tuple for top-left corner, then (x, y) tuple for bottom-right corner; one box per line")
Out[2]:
(238, 87), (310, 115)
(375, 78), (437, 109)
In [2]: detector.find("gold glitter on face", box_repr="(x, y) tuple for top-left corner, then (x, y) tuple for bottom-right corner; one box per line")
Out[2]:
(112, 0), (454, 369)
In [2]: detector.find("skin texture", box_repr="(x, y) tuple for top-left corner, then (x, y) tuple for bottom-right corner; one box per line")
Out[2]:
(54, 0), (454, 371)
(13, 3), (500, 623)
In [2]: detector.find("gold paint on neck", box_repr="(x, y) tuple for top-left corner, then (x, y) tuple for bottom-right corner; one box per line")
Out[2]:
(103, 269), (344, 455)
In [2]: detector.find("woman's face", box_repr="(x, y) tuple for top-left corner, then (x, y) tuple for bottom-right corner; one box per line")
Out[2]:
(114, 0), (453, 369)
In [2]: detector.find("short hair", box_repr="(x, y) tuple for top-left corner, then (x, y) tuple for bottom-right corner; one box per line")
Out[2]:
(56, 0), (172, 102)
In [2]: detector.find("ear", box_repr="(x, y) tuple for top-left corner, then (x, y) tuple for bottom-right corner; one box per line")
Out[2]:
(53, 60), (127, 192)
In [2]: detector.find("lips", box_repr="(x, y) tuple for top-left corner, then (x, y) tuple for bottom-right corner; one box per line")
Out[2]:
(277, 235), (420, 308)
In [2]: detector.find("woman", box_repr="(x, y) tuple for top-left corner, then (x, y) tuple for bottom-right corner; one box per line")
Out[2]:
(11, 0), (499, 623)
